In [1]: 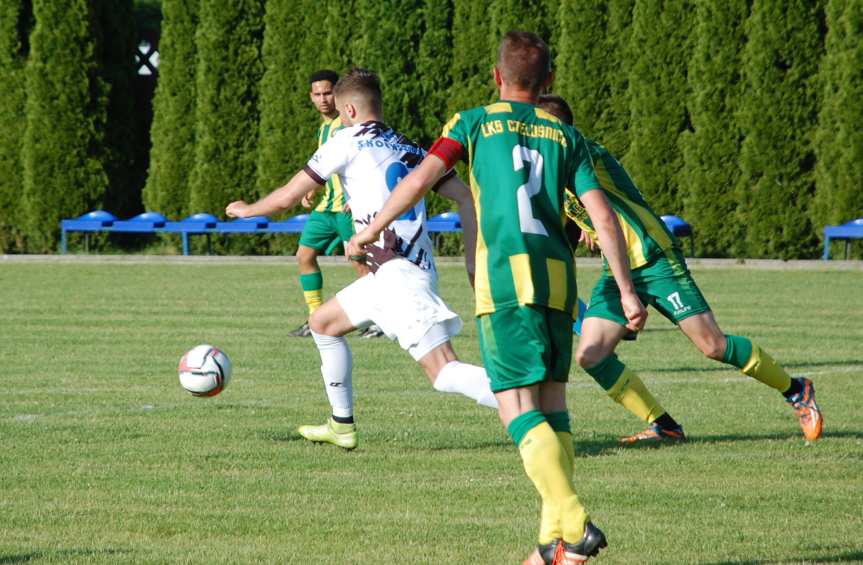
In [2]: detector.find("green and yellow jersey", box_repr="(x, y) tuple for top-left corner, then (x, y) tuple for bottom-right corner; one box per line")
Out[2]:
(432, 100), (602, 317)
(314, 115), (347, 213)
(563, 139), (680, 270)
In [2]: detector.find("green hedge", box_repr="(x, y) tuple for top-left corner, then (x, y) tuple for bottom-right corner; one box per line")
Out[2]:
(189, 0), (264, 241)
(625, 0), (693, 215)
(737, 0), (824, 259)
(6, 0), (863, 258)
(679, 0), (748, 257)
(814, 0), (863, 231)
(21, 0), (108, 253)
(142, 0), (197, 220)
(0, 0), (30, 252)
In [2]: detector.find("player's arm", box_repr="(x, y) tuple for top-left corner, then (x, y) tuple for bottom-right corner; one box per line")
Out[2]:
(435, 175), (477, 287)
(226, 170), (322, 218)
(580, 189), (647, 332)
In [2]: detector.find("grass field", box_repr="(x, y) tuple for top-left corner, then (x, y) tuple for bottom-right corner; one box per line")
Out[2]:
(2, 259), (862, 564)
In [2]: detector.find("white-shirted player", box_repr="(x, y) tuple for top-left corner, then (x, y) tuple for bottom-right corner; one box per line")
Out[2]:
(226, 68), (497, 449)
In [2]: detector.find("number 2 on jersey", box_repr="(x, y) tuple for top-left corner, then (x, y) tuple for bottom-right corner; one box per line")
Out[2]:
(512, 145), (548, 236)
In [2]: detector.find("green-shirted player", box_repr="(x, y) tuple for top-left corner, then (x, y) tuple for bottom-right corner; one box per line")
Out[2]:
(290, 70), (381, 338)
(537, 94), (824, 445)
(350, 32), (645, 565)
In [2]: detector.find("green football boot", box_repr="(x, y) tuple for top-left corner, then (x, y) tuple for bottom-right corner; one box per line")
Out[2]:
(297, 418), (357, 450)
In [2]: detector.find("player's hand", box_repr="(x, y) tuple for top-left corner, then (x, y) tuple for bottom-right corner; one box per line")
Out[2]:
(579, 230), (597, 252)
(301, 191), (315, 209)
(620, 291), (647, 332)
(226, 201), (251, 218)
(347, 227), (380, 260)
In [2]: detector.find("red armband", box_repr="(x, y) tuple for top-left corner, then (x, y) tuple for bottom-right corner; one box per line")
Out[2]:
(428, 137), (464, 170)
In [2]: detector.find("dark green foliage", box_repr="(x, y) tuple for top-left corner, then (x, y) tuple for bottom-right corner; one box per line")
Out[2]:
(599, 0), (635, 156)
(188, 0), (265, 222)
(737, 0), (824, 258)
(625, 0), (694, 215)
(416, 0), (454, 144)
(256, 0), (313, 195)
(21, 0), (108, 253)
(555, 0), (608, 137)
(679, 0), (749, 257)
(448, 0), (495, 115)
(491, 0), (555, 45)
(351, 0), (425, 143)
(143, 0), (197, 220)
(556, 0), (634, 158)
(93, 0), (139, 219)
(0, 0), (30, 252)
(814, 0), (863, 230)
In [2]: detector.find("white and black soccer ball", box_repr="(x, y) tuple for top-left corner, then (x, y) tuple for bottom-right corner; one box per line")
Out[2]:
(178, 345), (232, 397)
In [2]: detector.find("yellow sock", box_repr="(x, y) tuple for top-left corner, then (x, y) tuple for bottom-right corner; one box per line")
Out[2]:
(539, 431), (575, 543)
(303, 289), (322, 315)
(519, 422), (588, 544)
(556, 431), (575, 477)
(743, 345), (792, 392)
(607, 368), (666, 423)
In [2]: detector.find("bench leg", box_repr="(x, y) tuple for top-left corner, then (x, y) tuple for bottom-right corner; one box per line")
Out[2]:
(823, 236), (830, 260)
(61, 230), (67, 254)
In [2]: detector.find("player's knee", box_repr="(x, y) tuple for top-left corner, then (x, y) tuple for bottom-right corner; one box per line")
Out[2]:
(297, 246), (318, 269)
(699, 336), (726, 361)
(308, 310), (331, 335)
(575, 344), (604, 369)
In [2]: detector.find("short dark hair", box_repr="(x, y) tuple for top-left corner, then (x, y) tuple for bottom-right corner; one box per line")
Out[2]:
(497, 31), (551, 93)
(309, 69), (339, 85)
(537, 94), (573, 125)
(334, 67), (382, 113)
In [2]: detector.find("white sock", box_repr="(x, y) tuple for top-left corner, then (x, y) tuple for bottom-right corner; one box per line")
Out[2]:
(311, 331), (353, 419)
(433, 361), (498, 409)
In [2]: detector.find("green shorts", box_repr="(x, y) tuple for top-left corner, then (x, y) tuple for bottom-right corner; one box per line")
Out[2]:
(298, 210), (354, 253)
(477, 305), (573, 393)
(586, 249), (711, 325)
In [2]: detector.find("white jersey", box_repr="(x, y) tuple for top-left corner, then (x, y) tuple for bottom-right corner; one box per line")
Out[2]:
(304, 121), (437, 272)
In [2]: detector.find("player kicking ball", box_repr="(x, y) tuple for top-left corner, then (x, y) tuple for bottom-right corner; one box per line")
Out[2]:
(537, 93), (823, 444)
(226, 68), (496, 450)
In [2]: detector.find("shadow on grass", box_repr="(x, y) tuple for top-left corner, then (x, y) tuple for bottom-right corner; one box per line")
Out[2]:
(701, 549), (863, 564)
(261, 429), (512, 451)
(0, 548), (130, 563)
(569, 429), (863, 457)
(650, 358), (862, 375)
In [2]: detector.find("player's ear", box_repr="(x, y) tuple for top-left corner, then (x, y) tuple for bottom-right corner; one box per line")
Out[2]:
(544, 71), (555, 92)
(493, 67), (503, 87)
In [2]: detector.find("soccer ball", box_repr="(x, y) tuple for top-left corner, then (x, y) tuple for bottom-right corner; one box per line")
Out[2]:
(178, 344), (232, 397)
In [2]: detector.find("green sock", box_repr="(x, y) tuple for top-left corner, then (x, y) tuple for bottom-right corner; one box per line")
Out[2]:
(299, 271), (324, 315)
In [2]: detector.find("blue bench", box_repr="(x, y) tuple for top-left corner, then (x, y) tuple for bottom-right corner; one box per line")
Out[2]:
(61, 210), (466, 255)
(61, 210), (120, 253)
(823, 218), (863, 260)
(660, 215), (694, 256)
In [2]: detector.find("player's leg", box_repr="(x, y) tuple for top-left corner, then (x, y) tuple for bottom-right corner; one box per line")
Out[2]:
(576, 274), (681, 443)
(414, 338), (497, 408)
(480, 306), (604, 562)
(292, 212), (341, 337)
(297, 278), (368, 449)
(677, 309), (823, 441)
(335, 211), (382, 338)
(366, 258), (496, 406)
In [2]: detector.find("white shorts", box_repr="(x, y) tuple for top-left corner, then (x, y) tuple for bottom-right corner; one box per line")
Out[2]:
(336, 258), (463, 360)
